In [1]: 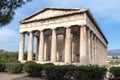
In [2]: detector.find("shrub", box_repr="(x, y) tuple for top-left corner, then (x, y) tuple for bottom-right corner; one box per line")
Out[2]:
(44, 65), (65, 80)
(43, 65), (76, 80)
(87, 65), (107, 80)
(43, 65), (107, 80)
(6, 63), (23, 74)
(0, 63), (6, 72)
(110, 67), (120, 77)
(43, 63), (54, 66)
(64, 65), (77, 80)
(23, 61), (43, 77)
(73, 65), (107, 80)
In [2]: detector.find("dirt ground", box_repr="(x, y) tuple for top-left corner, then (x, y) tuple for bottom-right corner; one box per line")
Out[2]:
(0, 72), (46, 80)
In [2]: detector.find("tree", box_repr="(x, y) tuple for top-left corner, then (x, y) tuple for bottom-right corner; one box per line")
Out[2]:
(0, 0), (31, 26)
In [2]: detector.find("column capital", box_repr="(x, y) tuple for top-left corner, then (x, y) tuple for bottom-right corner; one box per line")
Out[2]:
(80, 25), (87, 27)
(64, 25), (71, 28)
(51, 28), (56, 30)
(20, 32), (25, 34)
(28, 31), (33, 34)
(39, 30), (44, 32)
(87, 27), (91, 32)
(90, 32), (94, 37)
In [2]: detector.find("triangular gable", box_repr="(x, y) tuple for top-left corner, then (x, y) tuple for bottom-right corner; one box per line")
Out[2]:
(20, 8), (82, 22)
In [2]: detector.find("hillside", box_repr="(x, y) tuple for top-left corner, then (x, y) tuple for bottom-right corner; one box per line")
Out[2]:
(108, 49), (120, 56)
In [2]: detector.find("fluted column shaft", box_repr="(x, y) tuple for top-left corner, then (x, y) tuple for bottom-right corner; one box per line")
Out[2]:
(80, 26), (87, 65)
(87, 29), (91, 64)
(96, 38), (98, 64)
(19, 33), (25, 61)
(94, 36), (97, 64)
(28, 32), (34, 61)
(65, 27), (72, 64)
(36, 37), (39, 60)
(51, 29), (57, 62)
(91, 33), (94, 64)
(38, 30), (44, 62)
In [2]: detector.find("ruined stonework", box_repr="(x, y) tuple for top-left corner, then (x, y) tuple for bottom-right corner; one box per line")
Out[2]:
(18, 7), (108, 65)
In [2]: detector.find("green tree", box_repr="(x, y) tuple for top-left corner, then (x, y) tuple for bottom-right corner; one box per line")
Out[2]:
(0, 0), (31, 26)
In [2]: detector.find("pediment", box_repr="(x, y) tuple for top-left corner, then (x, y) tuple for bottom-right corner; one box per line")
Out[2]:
(20, 8), (84, 23)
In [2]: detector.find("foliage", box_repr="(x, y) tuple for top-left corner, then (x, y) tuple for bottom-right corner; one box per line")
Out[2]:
(44, 65), (107, 80)
(6, 63), (23, 74)
(0, 0), (31, 26)
(24, 51), (36, 60)
(73, 65), (107, 80)
(112, 56), (120, 59)
(43, 65), (69, 80)
(64, 65), (77, 80)
(109, 61), (120, 65)
(42, 63), (55, 66)
(0, 63), (6, 72)
(0, 49), (37, 63)
(110, 67), (120, 77)
(0, 51), (18, 63)
(23, 61), (43, 77)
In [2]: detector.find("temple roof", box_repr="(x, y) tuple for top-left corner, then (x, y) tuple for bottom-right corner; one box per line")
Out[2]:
(20, 7), (88, 23)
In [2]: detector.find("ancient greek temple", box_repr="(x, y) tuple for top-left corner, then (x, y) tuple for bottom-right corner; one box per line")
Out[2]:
(18, 7), (108, 65)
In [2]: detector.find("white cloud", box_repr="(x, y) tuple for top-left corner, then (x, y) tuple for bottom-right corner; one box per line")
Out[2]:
(44, 0), (120, 23)
(0, 28), (19, 51)
(79, 0), (120, 23)
(1, 0), (120, 51)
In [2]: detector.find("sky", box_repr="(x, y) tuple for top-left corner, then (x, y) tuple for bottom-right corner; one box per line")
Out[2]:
(0, 0), (120, 51)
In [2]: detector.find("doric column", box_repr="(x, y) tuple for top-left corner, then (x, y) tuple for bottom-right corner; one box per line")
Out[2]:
(51, 29), (57, 62)
(71, 34), (74, 62)
(94, 36), (97, 64)
(18, 33), (25, 61)
(93, 35), (95, 64)
(38, 30), (44, 62)
(98, 39), (100, 64)
(65, 27), (72, 64)
(99, 40), (102, 65)
(36, 37), (39, 61)
(100, 42), (103, 65)
(96, 38), (98, 64)
(105, 47), (107, 64)
(92, 33), (95, 64)
(87, 29), (91, 64)
(80, 25), (87, 65)
(28, 31), (34, 61)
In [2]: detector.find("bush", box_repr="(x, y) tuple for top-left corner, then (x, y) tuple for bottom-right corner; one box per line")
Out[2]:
(43, 65), (76, 80)
(64, 65), (77, 80)
(73, 65), (107, 80)
(0, 63), (6, 72)
(43, 65), (107, 80)
(44, 65), (65, 80)
(6, 63), (23, 74)
(43, 63), (55, 66)
(23, 61), (43, 77)
(110, 67), (120, 77)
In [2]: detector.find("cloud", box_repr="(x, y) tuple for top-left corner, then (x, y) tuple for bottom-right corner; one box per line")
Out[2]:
(42, 0), (120, 23)
(15, 0), (120, 24)
(0, 28), (19, 51)
(2, 0), (120, 51)
(80, 0), (120, 24)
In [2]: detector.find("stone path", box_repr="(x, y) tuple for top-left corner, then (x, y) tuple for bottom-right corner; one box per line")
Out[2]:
(0, 72), (46, 80)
